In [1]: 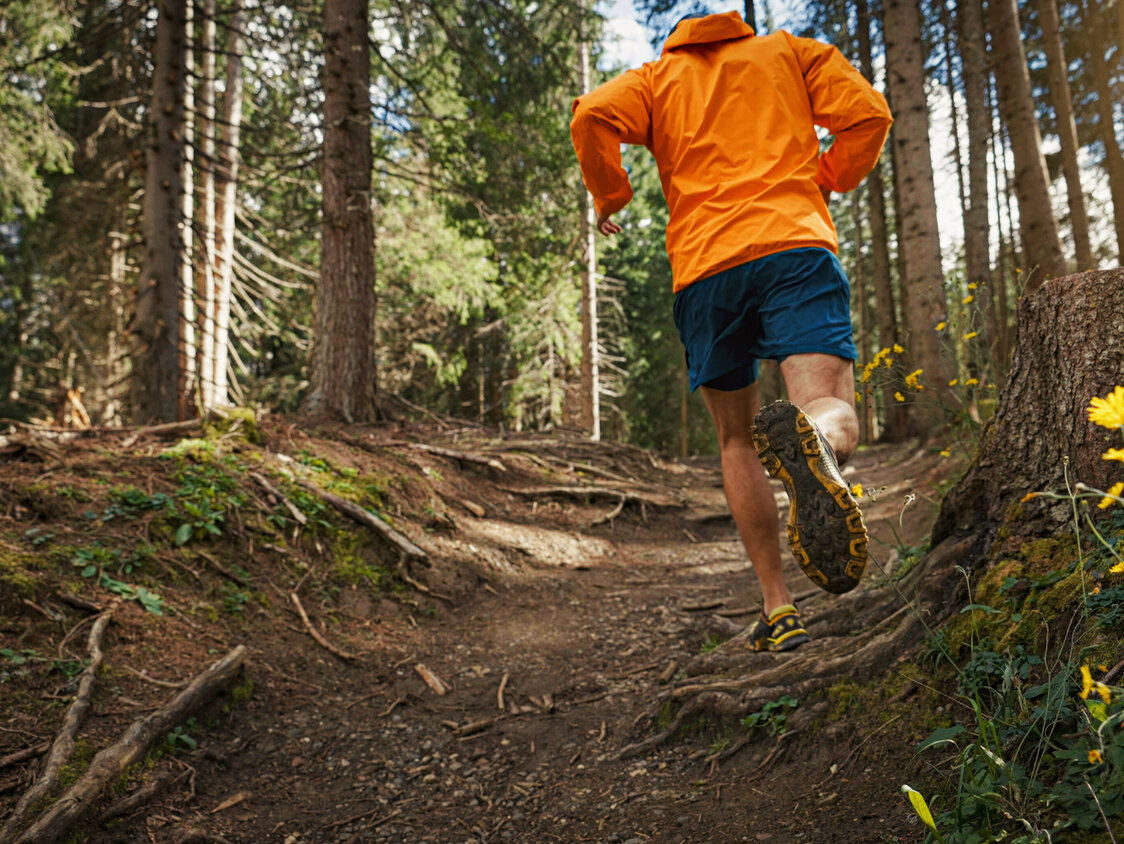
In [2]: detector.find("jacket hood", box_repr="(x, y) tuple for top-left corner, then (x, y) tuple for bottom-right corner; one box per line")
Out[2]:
(661, 11), (754, 55)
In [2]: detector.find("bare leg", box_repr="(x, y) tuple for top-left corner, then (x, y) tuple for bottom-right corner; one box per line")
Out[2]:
(780, 353), (859, 464)
(699, 383), (793, 616)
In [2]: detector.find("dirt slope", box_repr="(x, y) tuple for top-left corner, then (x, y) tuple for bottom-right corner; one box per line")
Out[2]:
(0, 418), (957, 843)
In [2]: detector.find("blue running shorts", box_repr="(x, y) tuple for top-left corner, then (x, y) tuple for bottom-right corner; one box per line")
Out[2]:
(672, 247), (858, 392)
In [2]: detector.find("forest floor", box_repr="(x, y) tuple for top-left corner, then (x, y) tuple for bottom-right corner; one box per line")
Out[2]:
(0, 416), (964, 843)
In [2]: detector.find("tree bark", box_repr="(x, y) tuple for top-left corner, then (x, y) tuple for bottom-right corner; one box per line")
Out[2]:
(578, 0), (600, 441)
(1079, 0), (1124, 262)
(988, 0), (1067, 288)
(213, 1), (246, 408)
(882, 0), (953, 434)
(132, 0), (188, 424)
(856, 0), (906, 442)
(933, 269), (1124, 546)
(1038, 0), (1095, 270)
(958, 0), (996, 369)
(304, 0), (377, 421)
(179, 0), (197, 418)
(198, 0), (218, 411)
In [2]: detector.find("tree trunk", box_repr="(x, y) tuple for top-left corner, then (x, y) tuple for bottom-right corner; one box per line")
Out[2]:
(578, 0), (600, 441)
(851, 187), (875, 443)
(988, 0), (1067, 288)
(883, 0), (953, 434)
(198, 0), (218, 411)
(213, 1), (246, 408)
(1038, 0), (1095, 270)
(856, 0), (906, 442)
(132, 0), (187, 424)
(304, 0), (376, 422)
(179, 0), (196, 418)
(1079, 0), (1124, 262)
(958, 0), (995, 372)
(743, 0), (756, 31)
(933, 269), (1124, 546)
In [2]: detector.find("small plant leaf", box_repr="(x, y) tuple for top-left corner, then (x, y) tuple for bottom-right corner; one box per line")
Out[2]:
(174, 523), (193, 546)
(901, 785), (940, 837)
(917, 724), (966, 752)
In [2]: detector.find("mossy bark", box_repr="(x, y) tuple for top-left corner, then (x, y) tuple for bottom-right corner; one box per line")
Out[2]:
(933, 269), (1124, 549)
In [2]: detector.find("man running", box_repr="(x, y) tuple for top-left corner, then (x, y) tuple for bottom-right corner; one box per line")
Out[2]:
(571, 11), (892, 651)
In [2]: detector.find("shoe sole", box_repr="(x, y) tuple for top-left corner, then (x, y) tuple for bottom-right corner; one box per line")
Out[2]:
(753, 401), (868, 594)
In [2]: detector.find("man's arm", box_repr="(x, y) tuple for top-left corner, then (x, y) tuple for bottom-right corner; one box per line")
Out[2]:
(785, 33), (893, 195)
(570, 68), (652, 234)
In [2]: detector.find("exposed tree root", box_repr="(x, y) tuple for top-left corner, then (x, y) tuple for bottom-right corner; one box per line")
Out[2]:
(615, 535), (974, 761)
(0, 607), (114, 840)
(503, 484), (684, 510)
(13, 645), (246, 844)
(290, 592), (357, 661)
(297, 478), (428, 563)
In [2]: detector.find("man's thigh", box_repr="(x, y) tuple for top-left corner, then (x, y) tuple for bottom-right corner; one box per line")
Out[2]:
(780, 353), (855, 409)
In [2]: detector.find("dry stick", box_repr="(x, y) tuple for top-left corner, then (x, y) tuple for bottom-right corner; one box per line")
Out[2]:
(297, 479), (427, 563)
(249, 472), (307, 527)
(123, 666), (189, 690)
(95, 767), (177, 825)
(194, 549), (249, 586)
(15, 645), (247, 844)
(497, 672), (510, 712)
(0, 609), (113, 840)
(503, 485), (684, 509)
(289, 592), (356, 661)
(0, 744), (48, 771)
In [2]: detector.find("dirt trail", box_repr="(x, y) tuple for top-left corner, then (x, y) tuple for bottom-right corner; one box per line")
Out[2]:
(0, 427), (955, 844)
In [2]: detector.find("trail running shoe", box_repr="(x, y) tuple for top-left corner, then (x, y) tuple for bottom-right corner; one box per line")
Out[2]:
(753, 400), (868, 594)
(747, 604), (811, 652)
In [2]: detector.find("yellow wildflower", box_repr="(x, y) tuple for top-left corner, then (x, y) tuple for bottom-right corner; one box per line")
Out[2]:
(855, 392), (862, 404)
(1102, 447), (1124, 463)
(851, 483), (864, 499)
(883, 356), (894, 368)
(965, 378), (980, 386)
(949, 378), (959, 387)
(1080, 665), (1094, 699)
(936, 321), (946, 331)
(1099, 482), (1124, 510)
(861, 365), (873, 384)
(1111, 561), (1124, 574)
(962, 295), (974, 304)
(893, 344), (904, 354)
(904, 368), (924, 389)
(895, 392), (905, 402)
(964, 331), (978, 340)
(1088, 386), (1124, 429)
(1089, 749), (1104, 764)
(968, 282), (978, 290)
(940, 450), (950, 457)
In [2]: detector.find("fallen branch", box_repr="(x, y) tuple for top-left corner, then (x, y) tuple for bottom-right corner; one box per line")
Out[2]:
(297, 479), (427, 564)
(14, 645), (247, 844)
(1, 608), (113, 840)
(249, 472), (307, 527)
(289, 593), (356, 661)
(589, 493), (627, 527)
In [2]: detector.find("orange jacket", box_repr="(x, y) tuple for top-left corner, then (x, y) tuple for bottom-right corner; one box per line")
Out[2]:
(571, 12), (892, 292)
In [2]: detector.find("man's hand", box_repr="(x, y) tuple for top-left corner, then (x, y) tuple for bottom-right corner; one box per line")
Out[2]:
(597, 211), (622, 236)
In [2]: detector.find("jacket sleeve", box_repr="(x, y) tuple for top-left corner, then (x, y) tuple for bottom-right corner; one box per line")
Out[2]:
(570, 67), (652, 218)
(786, 33), (893, 194)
